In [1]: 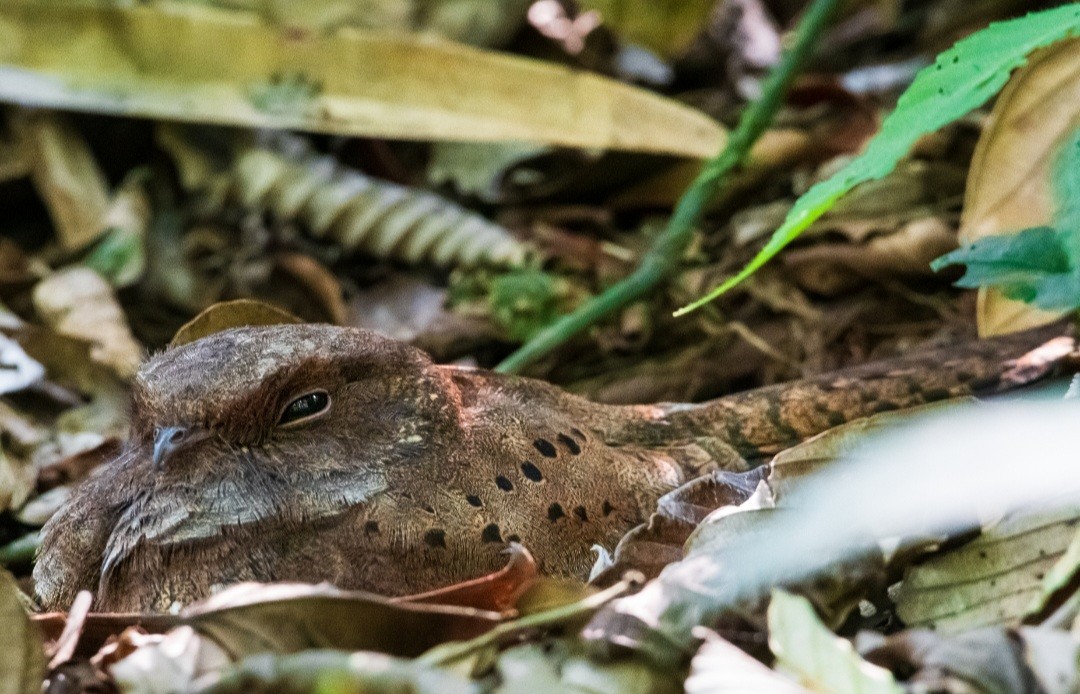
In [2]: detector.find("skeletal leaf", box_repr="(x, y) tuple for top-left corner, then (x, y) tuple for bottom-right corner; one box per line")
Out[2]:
(160, 128), (530, 269)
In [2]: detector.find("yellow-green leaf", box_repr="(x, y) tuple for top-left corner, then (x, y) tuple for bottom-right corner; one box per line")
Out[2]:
(579, 0), (715, 56)
(0, 568), (44, 694)
(0, 0), (724, 158)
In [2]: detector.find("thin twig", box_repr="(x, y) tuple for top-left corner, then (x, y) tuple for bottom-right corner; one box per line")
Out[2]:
(496, 0), (841, 374)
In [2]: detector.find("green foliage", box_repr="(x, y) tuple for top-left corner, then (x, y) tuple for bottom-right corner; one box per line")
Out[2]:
(489, 269), (568, 341)
(932, 129), (1080, 310)
(678, 3), (1080, 315)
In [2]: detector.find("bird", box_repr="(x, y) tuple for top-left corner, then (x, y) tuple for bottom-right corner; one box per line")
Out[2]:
(33, 322), (1070, 612)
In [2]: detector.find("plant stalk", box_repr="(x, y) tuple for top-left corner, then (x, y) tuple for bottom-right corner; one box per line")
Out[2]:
(496, 0), (841, 374)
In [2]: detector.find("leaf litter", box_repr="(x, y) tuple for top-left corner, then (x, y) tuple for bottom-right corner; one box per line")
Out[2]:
(0, 1), (1079, 692)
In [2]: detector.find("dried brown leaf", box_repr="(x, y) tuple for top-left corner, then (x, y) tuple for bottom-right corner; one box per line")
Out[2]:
(10, 110), (109, 252)
(0, 3), (724, 157)
(32, 268), (143, 380)
(395, 545), (539, 613)
(170, 299), (302, 348)
(184, 582), (501, 658)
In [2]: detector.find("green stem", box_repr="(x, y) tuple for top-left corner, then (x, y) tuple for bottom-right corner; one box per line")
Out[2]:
(496, 0), (841, 374)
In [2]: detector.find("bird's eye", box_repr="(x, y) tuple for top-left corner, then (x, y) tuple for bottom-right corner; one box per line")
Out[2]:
(279, 390), (331, 426)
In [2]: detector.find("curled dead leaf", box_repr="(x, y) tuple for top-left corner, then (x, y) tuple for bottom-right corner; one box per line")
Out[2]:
(170, 300), (302, 348)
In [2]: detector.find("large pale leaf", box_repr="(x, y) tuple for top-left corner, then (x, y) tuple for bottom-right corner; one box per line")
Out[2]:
(0, 0), (723, 158)
(958, 38), (1080, 336)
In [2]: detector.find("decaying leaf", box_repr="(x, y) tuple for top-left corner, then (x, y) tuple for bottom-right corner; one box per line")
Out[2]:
(31, 267), (143, 380)
(185, 582), (501, 659)
(957, 38), (1080, 336)
(896, 503), (1080, 633)
(0, 445), (33, 516)
(13, 326), (131, 437)
(0, 568), (45, 694)
(0, 1), (724, 157)
(768, 590), (903, 694)
(1027, 525), (1080, 620)
(786, 216), (959, 295)
(9, 109), (110, 252)
(204, 0), (531, 48)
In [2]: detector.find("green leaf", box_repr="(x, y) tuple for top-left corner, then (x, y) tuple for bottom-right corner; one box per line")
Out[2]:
(677, 3), (1080, 314)
(768, 590), (903, 694)
(932, 126), (1080, 310)
(931, 226), (1069, 282)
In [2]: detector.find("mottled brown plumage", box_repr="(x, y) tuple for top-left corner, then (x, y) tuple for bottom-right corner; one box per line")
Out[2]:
(34, 323), (1069, 612)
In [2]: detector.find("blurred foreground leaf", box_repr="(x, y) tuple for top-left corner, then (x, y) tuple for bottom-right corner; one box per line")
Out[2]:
(0, 568), (44, 694)
(768, 590), (903, 694)
(197, 650), (478, 694)
(0, 0), (723, 157)
(686, 629), (812, 694)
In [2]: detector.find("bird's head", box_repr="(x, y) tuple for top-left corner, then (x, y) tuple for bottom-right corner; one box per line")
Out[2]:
(130, 323), (461, 474)
(35, 324), (464, 609)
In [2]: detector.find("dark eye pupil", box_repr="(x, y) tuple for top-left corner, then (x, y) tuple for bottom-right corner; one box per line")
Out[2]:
(280, 391), (329, 424)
